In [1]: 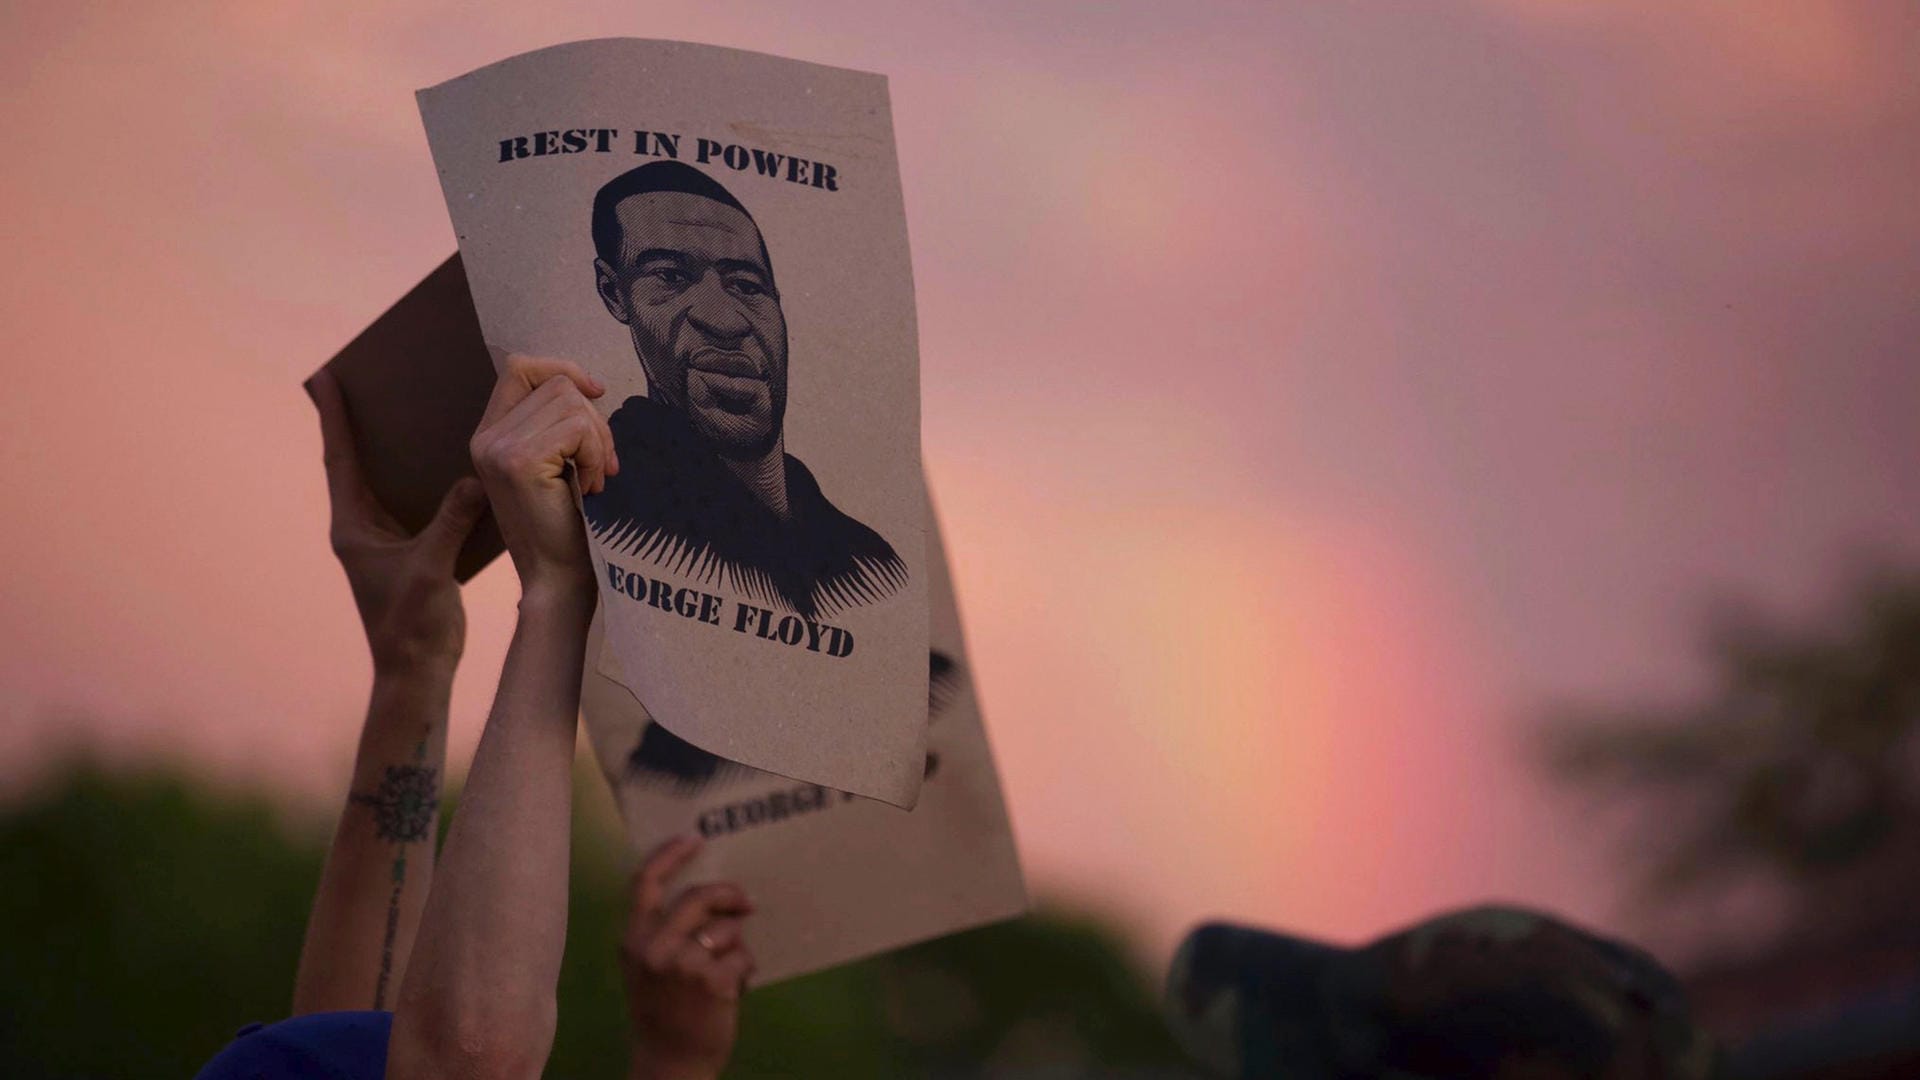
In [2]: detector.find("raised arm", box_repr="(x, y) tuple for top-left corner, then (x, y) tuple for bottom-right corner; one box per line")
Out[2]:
(386, 356), (617, 1080)
(293, 369), (488, 1015)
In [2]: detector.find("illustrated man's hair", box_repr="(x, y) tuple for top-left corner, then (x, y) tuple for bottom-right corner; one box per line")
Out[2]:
(591, 161), (766, 271)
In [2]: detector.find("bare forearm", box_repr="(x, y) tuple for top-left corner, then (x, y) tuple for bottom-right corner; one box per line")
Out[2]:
(294, 664), (452, 1015)
(390, 586), (593, 1077)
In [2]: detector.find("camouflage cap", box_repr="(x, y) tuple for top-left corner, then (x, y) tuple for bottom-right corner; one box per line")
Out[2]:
(1165, 905), (1721, 1079)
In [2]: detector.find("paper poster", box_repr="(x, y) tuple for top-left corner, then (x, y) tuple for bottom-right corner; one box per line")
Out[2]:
(417, 40), (931, 807)
(582, 501), (1028, 984)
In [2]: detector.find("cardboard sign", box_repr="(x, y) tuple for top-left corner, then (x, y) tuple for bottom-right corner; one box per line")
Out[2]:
(582, 502), (1028, 985)
(418, 40), (931, 807)
(313, 255), (503, 583)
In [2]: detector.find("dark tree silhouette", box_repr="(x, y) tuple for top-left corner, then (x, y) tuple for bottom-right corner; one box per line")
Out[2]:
(1544, 570), (1920, 954)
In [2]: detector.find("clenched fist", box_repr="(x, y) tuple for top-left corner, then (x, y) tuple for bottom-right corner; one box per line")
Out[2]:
(468, 354), (619, 601)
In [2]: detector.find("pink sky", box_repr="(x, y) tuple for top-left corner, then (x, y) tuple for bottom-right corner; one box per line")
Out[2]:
(4, 1), (1918, 974)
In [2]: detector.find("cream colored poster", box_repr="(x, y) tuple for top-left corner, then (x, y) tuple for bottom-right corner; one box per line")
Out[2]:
(418, 40), (929, 807)
(582, 500), (1027, 984)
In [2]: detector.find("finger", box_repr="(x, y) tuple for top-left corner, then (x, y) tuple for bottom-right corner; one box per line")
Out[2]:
(513, 384), (610, 493)
(563, 375), (618, 486)
(306, 369), (393, 528)
(479, 354), (604, 429)
(511, 365), (619, 479)
(668, 935), (752, 995)
(668, 939), (721, 981)
(474, 375), (608, 492)
(690, 916), (746, 955)
(632, 835), (702, 923)
(499, 403), (602, 491)
(667, 940), (745, 1001)
(657, 883), (753, 947)
(492, 367), (589, 433)
(553, 411), (610, 494)
(706, 946), (756, 999)
(415, 477), (488, 565)
(597, 389), (619, 476)
(644, 883), (753, 972)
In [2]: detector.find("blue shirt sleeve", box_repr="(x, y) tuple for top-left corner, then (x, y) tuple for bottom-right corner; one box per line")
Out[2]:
(195, 1010), (393, 1080)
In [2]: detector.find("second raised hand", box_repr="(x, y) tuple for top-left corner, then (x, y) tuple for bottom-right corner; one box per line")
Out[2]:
(308, 367), (488, 673)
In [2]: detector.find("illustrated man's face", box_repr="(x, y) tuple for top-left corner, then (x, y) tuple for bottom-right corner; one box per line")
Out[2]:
(595, 191), (788, 459)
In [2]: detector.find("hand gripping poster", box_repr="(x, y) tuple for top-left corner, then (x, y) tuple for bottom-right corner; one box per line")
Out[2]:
(418, 40), (930, 807)
(581, 499), (1028, 984)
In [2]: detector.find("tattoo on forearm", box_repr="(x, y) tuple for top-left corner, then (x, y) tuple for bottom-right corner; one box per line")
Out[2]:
(351, 764), (440, 843)
(374, 851), (406, 1010)
(351, 759), (439, 1008)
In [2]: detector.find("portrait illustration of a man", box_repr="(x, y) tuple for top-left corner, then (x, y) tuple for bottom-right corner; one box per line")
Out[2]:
(583, 161), (907, 619)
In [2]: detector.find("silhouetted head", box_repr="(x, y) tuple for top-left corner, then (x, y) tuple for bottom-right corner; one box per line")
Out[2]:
(1165, 907), (1720, 1080)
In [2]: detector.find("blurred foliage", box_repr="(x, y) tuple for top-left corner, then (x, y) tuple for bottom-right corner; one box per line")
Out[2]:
(0, 758), (1189, 1079)
(0, 763), (321, 1079)
(1543, 570), (1920, 948)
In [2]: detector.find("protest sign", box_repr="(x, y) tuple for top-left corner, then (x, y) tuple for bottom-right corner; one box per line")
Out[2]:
(312, 255), (502, 582)
(418, 39), (931, 807)
(582, 501), (1028, 984)
(316, 247), (1021, 983)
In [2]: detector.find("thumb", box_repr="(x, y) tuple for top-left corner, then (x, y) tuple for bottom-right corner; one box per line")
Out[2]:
(417, 477), (488, 565)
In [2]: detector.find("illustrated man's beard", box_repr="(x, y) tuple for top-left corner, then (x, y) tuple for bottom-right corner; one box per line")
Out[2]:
(634, 334), (787, 459)
(698, 382), (786, 460)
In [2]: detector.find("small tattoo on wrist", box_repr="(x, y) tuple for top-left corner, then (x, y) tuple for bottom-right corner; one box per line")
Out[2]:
(352, 765), (440, 843)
